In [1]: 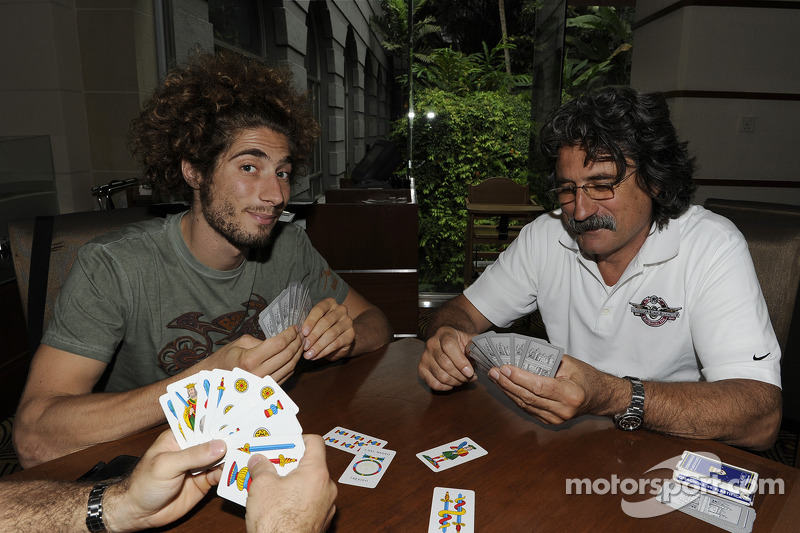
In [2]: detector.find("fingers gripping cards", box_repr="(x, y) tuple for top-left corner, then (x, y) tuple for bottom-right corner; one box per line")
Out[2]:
(467, 332), (564, 377)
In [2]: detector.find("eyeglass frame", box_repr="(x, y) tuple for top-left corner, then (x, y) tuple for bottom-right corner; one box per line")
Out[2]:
(547, 171), (635, 206)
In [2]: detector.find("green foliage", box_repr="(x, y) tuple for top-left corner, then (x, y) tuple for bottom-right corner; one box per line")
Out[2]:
(370, 0), (442, 73)
(390, 88), (532, 288)
(409, 41), (531, 95)
(562, 6), (634, 100)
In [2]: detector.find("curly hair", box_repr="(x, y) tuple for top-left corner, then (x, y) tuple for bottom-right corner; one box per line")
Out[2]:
(540, 87), (696, 230)
(130, 50), (321, 201)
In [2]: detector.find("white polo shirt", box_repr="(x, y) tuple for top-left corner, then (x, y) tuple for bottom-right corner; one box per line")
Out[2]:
(464, 205), (781, 387)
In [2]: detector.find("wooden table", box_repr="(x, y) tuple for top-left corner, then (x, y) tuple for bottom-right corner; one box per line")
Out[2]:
(11, 338), (800, 531)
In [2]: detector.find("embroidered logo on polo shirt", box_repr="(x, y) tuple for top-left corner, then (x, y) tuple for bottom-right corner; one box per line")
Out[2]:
(629, 295), (682, 327)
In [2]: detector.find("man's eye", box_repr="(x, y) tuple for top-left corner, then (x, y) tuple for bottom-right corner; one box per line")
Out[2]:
(241, 164), (256, 172)
(593, 184), (615, 192)
(277, 171), (292, 180)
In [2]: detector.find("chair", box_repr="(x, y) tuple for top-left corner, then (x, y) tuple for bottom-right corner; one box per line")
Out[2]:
(8, 205), (187, 353)
(704, 198), (800, 465)
(464, 177), (544, 286)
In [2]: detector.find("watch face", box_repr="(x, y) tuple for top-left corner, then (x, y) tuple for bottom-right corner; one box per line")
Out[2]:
(617, 414), (642, 431)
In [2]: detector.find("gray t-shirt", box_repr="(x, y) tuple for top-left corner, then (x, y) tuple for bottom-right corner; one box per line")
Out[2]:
(42, 212), (348, 392)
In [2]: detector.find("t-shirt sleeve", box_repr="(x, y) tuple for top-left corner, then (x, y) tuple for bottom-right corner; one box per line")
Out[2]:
(464, 222), (540, 328)
(40, 242), (131, 363)
(294, 228), (349, 305)
(688, 221), (782, 388)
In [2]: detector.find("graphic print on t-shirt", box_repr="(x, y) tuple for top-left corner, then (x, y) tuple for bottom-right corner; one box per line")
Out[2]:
(158, 293), (268, 374)
(628, 295), (682, 327)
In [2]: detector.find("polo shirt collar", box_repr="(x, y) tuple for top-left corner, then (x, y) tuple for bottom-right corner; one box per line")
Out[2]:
(557, 216), (680, 266)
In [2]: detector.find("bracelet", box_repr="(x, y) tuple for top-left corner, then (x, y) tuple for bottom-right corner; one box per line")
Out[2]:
(86, 478), (120, 532)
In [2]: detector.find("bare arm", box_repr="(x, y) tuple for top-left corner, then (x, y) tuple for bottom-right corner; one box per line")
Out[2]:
(418, 294), (493, 390)
(488, 355), (782, 449)
(1, 430), (226, 532)
(302, 287), (392, 361)
(14, 328), (303, 467)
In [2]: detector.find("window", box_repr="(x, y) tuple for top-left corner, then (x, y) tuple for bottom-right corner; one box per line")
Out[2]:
(208, 0), (264, 57)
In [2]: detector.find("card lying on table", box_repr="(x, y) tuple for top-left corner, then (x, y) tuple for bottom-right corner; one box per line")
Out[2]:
(322, 426), (387, 454)
(416, 437), (487, 472)
(468, 332), (564, 377)
(338, 446), (396, 488)
(158, 366), (304, 507)
(428, 487), (476, 533)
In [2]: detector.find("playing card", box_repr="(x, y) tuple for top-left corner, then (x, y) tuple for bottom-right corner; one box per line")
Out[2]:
(487, 333), (514, 366)
(193, 370), (212, 441)
(322, 426), (387, 454)
(416, 437), (488, 472)
(202, 369), (233, 438)
(427, 487), (476, 533)
(258, 300), (278, 338)
(520, 338), (564, 378)
(338, 446), (396, 488)
(159, 392), (192, 448)
(216, 409), (303, 440)
(165, 376), (203, 446)
(218, 441), (305, 507)
(471, 333), (499, 368)
(467, 340), (492, 373)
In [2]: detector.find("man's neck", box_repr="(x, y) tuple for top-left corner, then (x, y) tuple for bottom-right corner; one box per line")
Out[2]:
(180, 209), (247, 271)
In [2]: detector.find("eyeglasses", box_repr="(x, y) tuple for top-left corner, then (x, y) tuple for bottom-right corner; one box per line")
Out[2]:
(548, 173), (632, 205)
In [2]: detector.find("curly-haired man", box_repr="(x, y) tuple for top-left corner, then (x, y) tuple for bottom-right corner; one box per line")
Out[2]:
(419, 87), (781, 449)
(15, 52), (393, 467)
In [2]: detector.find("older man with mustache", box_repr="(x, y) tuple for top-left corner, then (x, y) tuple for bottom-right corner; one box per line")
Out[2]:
(419, 87), (781, 450)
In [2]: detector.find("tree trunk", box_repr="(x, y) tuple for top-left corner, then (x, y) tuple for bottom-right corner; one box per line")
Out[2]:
(498, 0), (511, 74)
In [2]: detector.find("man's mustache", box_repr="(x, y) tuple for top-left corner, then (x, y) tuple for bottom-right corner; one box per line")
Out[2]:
(567, 214), (617, 234)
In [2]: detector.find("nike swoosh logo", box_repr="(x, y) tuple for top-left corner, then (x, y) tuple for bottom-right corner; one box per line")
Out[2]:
(753, 353), (771, 361)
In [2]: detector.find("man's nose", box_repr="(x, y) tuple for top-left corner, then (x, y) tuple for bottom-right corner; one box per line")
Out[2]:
(258, 174), (286, 205)
(571, 187), (599, 221)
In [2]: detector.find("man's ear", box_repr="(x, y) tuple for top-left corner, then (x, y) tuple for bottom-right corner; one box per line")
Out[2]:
(182, 160), (202, 190)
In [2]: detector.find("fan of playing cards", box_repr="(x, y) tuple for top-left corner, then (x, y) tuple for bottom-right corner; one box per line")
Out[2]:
(258, 281), (312, 338)
(468, 332), (564, 378)
(159, 366), (305, 506)
(158, 283), (317, 506)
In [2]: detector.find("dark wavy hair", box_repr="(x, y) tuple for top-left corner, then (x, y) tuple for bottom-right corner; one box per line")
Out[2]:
(540, 87), (696, 229)
(130, 50), (321, 201)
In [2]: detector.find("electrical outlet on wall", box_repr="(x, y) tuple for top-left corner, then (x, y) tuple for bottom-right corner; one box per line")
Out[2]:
(738, 116), (756, 133)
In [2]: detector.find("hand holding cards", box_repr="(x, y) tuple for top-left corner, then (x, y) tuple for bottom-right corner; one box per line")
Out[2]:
(258, 281), (312, 338)
(468, 332), (564, 377)
(159, 367), (304, 506)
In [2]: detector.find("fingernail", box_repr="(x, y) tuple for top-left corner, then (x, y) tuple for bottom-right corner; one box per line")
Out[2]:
(302, 327), (310, 337)
(304, 339), (310, 350)
(488, 369), (500, 380)
(305, 350), (315, 359)
(248, 454), (264, 468)
(462, 366), (474, 378)
(501, 366), (512, 377)
(208, 439), (227, 457)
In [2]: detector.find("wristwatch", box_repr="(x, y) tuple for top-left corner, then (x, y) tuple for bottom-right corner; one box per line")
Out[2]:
(614, 376), (645, 431)
(86, 478), (121, 532)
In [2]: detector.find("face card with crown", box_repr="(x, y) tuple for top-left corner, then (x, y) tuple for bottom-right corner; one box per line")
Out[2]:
(164, 376), (203, 446)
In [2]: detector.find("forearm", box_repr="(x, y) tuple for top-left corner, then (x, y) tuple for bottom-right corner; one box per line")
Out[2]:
(639, 379), (781, 449)
(0, 479), (91, 531)
(349, 307), (393, 356)
(425, 294), (491, 340)
(588, 373), (782, 449)
(15, 384), (168, 467)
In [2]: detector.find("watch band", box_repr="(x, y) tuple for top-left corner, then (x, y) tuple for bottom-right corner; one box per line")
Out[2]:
(614, 376), (645, 431)
(86, 478), (120, 532)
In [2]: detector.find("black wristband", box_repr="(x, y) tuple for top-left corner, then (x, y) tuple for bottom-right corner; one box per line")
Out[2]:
(86, 478), (120, 532)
